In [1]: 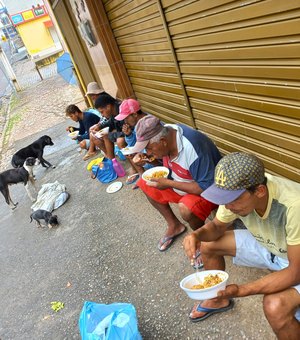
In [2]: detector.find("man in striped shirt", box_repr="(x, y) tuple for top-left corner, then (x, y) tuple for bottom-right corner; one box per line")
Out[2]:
(131, 115), (221, 251)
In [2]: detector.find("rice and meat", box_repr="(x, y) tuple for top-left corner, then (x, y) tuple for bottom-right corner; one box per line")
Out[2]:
(144, 170), (168, 181)
(191, 274), (223, 290)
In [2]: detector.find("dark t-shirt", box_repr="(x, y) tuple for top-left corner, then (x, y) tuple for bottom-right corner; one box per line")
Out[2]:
(77, 111), (100, 141)
(100, 102), (125, 141)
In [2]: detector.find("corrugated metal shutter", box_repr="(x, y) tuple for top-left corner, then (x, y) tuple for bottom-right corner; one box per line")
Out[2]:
(164, 0), (300, 182)
(102, 0), (195, 127)
(103, 0), (300, 182)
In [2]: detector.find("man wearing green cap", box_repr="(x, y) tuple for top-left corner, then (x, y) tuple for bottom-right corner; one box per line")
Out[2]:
(183, 152), (300, 339)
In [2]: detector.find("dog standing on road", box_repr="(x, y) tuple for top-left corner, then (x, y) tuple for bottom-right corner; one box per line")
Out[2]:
(11, 135), (55, 169)
(0, 157), (39, 209)
(30, 209), (59, 228)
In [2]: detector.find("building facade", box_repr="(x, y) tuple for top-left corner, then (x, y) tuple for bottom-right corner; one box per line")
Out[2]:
(7, 0), (62, 62)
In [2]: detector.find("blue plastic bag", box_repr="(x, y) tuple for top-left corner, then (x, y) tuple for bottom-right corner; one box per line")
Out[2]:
(79, 301), (142, 340)
(114, 145), (126, 161)
(91, 158), (117, 184)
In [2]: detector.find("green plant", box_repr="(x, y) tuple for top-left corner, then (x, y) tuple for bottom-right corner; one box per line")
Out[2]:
(9, 93), (19, 112)
(3, 112), (22, 147)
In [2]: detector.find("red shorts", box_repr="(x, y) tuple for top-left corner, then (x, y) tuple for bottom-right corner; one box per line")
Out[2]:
(137, 178), (218, 221)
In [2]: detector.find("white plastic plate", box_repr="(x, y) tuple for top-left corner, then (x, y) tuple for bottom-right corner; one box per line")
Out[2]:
(106, 181), (123, 194)
(120, 146), (136, 156)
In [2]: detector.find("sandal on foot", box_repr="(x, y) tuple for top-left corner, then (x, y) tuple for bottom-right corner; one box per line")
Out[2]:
(83, 152), (97, 161)
(126, 173), (139, 185)
(189, 299), (234, 322)
(157, 227), (187, 252)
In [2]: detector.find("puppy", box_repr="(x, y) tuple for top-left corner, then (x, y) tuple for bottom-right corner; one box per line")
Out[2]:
(0, 157), (39, 209)
(11, 135), (55, 169)
(30, 209), (59, 228)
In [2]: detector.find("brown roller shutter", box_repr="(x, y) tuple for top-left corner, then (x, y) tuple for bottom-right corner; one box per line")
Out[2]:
(103, 0), (300, 182)
(102, 0), (195, 127)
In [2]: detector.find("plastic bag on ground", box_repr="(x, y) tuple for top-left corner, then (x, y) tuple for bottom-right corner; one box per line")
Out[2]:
(91, 159), (117, 183)
(79, 301), (142, 340)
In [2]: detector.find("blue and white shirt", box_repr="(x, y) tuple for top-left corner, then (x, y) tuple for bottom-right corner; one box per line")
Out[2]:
(163, 124), (221, 195)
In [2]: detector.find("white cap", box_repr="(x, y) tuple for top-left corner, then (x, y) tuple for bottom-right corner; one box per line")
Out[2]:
(85, 82), (105, 96)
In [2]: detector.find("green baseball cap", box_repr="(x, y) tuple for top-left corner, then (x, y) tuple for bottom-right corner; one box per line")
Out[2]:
(201, 152), (265, 205)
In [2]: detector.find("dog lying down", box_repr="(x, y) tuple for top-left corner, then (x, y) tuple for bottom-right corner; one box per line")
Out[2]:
(11, 135), (55, 169)
(30, 209), (59, 228)
(0, 157), (39, 210)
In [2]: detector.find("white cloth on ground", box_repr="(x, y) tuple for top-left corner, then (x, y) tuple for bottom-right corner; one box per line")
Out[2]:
(31, 181), (69, 212)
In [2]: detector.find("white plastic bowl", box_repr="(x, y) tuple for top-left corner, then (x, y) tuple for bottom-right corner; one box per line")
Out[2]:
(180, 270), (229, 300)
(99, 126), (110, 135)
(68, 131), (79, 138)
(142, 166), (169, 184)
(94, 127), (109, 139)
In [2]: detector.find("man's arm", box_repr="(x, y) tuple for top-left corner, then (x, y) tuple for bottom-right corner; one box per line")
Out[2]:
(81, 114), (100, 140)
(218, 244), (300, 298)
(149, 178), (203, 195)
(183, 217), (231, 260)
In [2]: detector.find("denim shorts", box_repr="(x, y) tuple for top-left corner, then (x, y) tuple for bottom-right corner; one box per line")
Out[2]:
(234, 229), (300, 320)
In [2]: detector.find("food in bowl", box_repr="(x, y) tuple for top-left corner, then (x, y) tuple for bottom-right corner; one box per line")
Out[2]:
(180, 270), (228, 300)
(142, 166), (169, 184)
(143, 170), (168, 181)
(191, 274), (223, 289)
(120, 146), (135, 155)
(141, 154), (155, 162)
(68, 131), (79, 138)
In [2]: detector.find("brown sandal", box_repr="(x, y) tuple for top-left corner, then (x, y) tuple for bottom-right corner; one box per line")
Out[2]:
(83, 152), (97, 161)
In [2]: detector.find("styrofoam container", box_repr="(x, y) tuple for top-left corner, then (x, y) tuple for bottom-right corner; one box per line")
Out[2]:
(180, 270), (229, 300)
(141, 166), (169, 184)
(94, 127), (109, 139)
(99, 126), (110, 135)
(68, 131), (79, 138)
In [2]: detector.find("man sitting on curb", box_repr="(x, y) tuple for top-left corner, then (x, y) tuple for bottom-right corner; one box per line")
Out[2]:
(183, 152), (300, 339)
(85, 81), (109, 105)
(86, 94), (124, 161)
(115, 98), (153, 186)
(65, 104), (100, 152)
(131, 115), (221, 251)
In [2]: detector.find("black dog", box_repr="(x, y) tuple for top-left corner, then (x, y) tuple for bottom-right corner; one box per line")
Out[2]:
(0, 157), (39, 209)
(30, 209), (59, 228)
(11, 135), (55, 168)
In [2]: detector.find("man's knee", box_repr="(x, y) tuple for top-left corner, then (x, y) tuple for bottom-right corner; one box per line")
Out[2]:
(178, 202), (191, 221)
(263, 292), (291, 328)
(116, 137), (126, 149)
(178, 202), (204, 230)
(79, 140), (86, 149)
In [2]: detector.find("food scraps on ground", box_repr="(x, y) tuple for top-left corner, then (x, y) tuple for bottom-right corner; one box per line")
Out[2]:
(191, 274), (223, 289)
(51, 301), (65, 312)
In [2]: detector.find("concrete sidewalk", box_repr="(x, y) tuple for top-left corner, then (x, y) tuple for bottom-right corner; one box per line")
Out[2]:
(0, 120), (276, 339)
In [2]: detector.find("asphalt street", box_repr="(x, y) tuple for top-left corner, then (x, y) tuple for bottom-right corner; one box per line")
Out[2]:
(0, 120), (276, 339)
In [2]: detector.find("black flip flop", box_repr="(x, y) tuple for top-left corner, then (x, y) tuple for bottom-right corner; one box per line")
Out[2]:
(157, 227), (187, 252)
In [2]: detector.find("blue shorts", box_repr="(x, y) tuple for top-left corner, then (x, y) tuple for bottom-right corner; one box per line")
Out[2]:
(234, 230), (300, 320)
